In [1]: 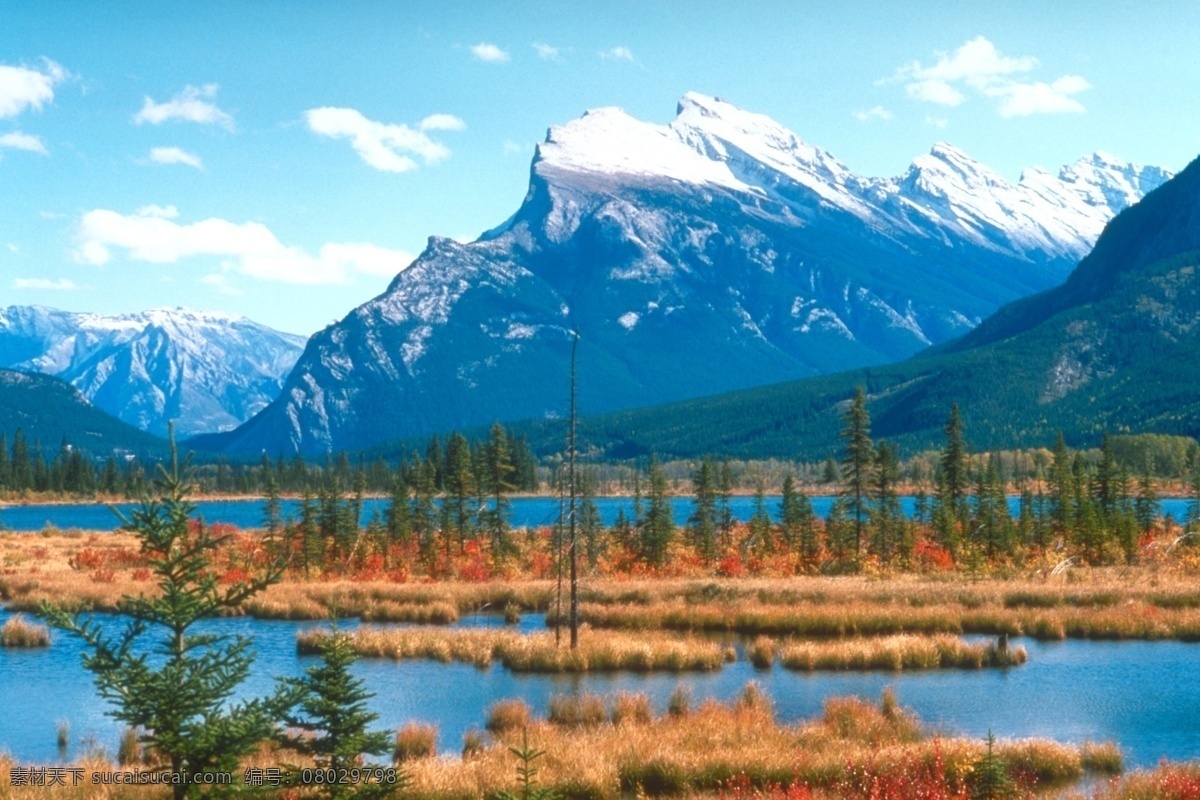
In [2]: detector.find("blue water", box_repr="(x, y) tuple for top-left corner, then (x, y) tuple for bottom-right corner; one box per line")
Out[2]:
(0, 496), (1194, 533)
(1, 607), (1197, 768)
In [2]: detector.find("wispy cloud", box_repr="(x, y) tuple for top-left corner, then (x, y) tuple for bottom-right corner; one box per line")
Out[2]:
(0, 131), (48, 154)
(0, 59), (65, 119)
(14, 277), (77, 291)
(417, 113), (466, 132)
(532, 42), (560, 61)
(502, 139), (527, 156)
(599, 46), (636, 62)
(149, 146), (203, 169)
(885, 36), (1089, 117)
(134, 84), (234, 129)
(470, 43), (509, 63)
(852, 106), (893, 122)
(306, 107), (461, 173)
(74, 205), (415, 285)
(924, 116), (949, 129)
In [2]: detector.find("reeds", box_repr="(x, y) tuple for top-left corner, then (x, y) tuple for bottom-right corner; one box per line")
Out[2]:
(747, 635), (777, 668)
(297, 626), (727, 672)
(401, 684), (1117, 799)
(1, 613), (51, 647)
(486, 699), (532, 734)
(55, 720), (69, 750)
(393, 721), (437, 762)
(609, 692), (653, 725)
(779, 634), (1028, 671)
(547, 693), (607, 727)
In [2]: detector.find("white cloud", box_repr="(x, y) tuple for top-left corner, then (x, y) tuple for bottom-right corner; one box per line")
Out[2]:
(134, 84), (234, 129)
(149, 146), (203, 169)
(989, 75), (1091, 118)
(306, 107), (459, 173)
(418, 113), (466, 132)
(14, 277), (76, 291)
(74, 205), (416, 285)
(470, 43), (509, 63)
(886, 36), (1089, 117)
(600, 46), (636, 62)
(904, 80), (966, 107)
(852, 106), (893, 122)
(0, 59), (65, 119)
(924, 116), (949, 129)
(532, 42), (560, 60)
(502, 139), (527, 156)
(0, 131), (48, 154)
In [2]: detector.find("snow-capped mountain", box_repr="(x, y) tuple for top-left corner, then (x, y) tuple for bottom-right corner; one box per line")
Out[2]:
(198, 93), (1170, 455)
(0, 306), (307, 437)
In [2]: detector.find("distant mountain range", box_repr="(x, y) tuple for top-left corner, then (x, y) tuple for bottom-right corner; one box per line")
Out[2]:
(195, 93), (1169, 455)
(0, 307), (306, 438)
(0, 368), (164, 456)
(526, 153), (1200, 459)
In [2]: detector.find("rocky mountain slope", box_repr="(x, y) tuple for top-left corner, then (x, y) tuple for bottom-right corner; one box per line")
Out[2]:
(531, 154), (1200, 459)
(198, 93), (1169, 455)
(0, 307), (306, 437)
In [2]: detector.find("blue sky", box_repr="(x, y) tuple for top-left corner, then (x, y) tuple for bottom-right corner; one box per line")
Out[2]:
(1, 1), (1197, 335)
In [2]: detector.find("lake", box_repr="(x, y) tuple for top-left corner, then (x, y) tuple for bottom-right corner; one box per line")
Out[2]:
(0, 495), (1194, 533)
(1, 607), (1197, 769)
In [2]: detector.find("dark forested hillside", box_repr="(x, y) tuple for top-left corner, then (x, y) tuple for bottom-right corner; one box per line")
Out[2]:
(0, 369), (165, 458)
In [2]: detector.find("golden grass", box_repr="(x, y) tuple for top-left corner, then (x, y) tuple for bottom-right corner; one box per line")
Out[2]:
(778, 634), (1027, 671)
(296, 626), (728, 672)
(394, 722), (438, 762)
(485, 700), (532, 734)
(402, 686), (1121, 799)
(0, 614), (50, 648)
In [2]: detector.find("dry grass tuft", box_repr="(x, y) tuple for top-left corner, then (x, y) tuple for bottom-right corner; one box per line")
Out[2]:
(779, 634), (1028, 671)
(547, 693), (607, 727)
(393, 721), (438, 762)
(1, 614), (51, 648)
(609, 692), (653, 726)
(297, 625), (727, 672)
(486, 699), (532, 735)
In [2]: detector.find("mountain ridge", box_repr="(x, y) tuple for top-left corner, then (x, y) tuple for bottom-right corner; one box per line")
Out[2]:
(0, 306), (307, 438)
(196, 93), (1170, 456)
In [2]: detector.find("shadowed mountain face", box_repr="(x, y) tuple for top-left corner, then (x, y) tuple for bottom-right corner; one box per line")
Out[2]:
(196, 94), (1168, 456)
(0, 369), (164, 456)
(0, 307), (307, 438)
(524, 155), (1200, 460)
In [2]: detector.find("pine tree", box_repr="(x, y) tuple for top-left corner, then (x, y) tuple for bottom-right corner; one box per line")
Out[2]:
(938, 405), (970, 525)
(839, 387), (874, 556)
(717, 460), (734, 549)
(44, 433), (297, 800)
(969, 731), (1013, 800)
(642, 456), (674, 565)
(871, 441), (902, 563)
(444, 433), (476, 552)
(688, 458), (718, 560)
(748, 479), (773, 553)
(1049, 432), (1075, 534)
(279, 629), (405, 798)
(481, 423), (516, 559)
(779, 474), (816, 557)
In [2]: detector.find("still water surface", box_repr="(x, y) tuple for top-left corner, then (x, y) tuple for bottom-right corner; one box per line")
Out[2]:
(1, 496), (1194, 532)
(1, 608), (1197, 768)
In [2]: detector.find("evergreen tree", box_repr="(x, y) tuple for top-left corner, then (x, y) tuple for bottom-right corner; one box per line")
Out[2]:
(871, 441), (903, 562)
(444, 433), (476, 551)
(11, 428), (30, 492)
(279, 629), (404, 798)
(747, 479), (773, 553)
(263, 473), (283, 551)
(779, 474), (816, 557)
(688, 458), (718, 560)
(578, 468), (603, 565)
(384, 476), (413, 565)
(969, 731), (1014, 800)
(839, 387), (874, 555)
(1049, 432), (1075, 533)
(717, 460), (734, 549)
(481, 423), (516, 559)
(938, 405), (970, 524)
(642, 456), (673, 565)
(821, 454), (840, 485)
(44, 434), (296, 800)
(1093, 432), (1122, 518)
